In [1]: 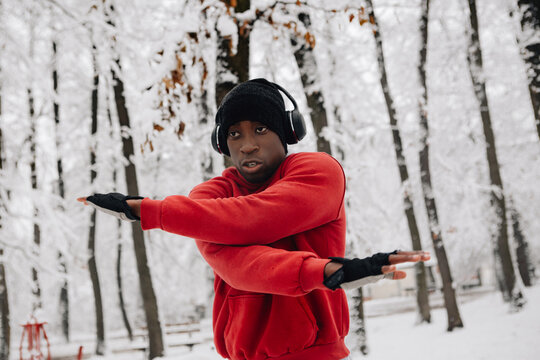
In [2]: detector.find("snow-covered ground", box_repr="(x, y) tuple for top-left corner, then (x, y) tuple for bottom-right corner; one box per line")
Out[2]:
(49, 285), (539, 360)
(357, 285), (540, 360)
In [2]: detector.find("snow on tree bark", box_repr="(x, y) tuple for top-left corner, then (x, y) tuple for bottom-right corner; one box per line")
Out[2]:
(0, 61), (11, 360)
(509, 201), (535, 287)
(416, 0), (463, 331)
(51, 38), (70, 342)
(516, 0), (540, 140)
(215, 0), (251, 105)
(466, 0), (525, 309)
(107, 4), (165, 357)
(28, 88), (41, 313)
(216, 0), (251, 169)
(108, 105), (134, 342)
(88, 47), (105, 355)
(290, 12), (332, 155)
(365, 0), (431, 324)
(113, 65), (165, 359)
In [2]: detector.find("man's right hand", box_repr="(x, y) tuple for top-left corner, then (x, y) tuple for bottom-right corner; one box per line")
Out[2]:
(77, 192), (143, 222)
(323, 250), (430, 290)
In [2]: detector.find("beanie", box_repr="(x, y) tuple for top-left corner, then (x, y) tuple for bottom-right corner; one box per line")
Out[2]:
(215, 78), (288, 155)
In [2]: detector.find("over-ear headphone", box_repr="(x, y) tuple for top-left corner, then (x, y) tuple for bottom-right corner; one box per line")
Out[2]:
(211, 79), (306, 155)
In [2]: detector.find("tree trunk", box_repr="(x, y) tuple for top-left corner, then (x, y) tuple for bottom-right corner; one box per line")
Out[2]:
(0, 78), (11, 360)
(416, 0), (463, 331)
(365, 0), (431, 323)
(89, 53), (105, 355)
(112, 66), (164, 359)
(198, 81), (214, 181)
(28, 86), (42, 313)
(290, 12), (332, 154)
(320, 20), (368, 353)
(216, 0), (251, 168)
(509, 203), (534, 286)
(351, 288), (368, 355)
(466, 0), (525, 309)
(516, 0), (540, 140)
(108, 107), (134, 342)
(215, 0), (250, 104)
(106, 4), (164, 357)
(52, 40), (70, 342)
(115, 224), (133, 341)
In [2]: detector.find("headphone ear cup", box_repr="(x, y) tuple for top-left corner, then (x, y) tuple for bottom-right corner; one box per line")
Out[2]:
(291, 110), (306, 142)
(284, 110), (307, 144)
(212, 124), (230, 155)
(211, 125), (221, 154)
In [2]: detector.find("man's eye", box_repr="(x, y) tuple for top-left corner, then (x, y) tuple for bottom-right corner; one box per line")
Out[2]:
(256, 126), (268, 134)
(228, 130), (239, 138)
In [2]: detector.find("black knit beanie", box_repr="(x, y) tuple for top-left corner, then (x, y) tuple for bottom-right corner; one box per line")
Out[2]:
(215, 78), (288, 154)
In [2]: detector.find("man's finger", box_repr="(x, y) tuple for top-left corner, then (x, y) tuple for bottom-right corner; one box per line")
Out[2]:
(389, 253), (430, 264)
(77, 197), (89, 205)
(388, 254), (421, 264)
(402, 250), (430, 259)
(391, 270), (407, 280)
(381, 267), (407, 280)
(381, 265), (396, 274)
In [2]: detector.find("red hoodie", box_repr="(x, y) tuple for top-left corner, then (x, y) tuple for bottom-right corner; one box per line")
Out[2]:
(141, 152), (350, 360)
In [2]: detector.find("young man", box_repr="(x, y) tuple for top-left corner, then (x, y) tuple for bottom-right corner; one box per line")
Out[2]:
(79, 78), (429, 360)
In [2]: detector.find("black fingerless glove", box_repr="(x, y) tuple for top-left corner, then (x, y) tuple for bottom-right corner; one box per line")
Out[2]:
(323, 250), (398, 290)
(86, 192), (143, 222)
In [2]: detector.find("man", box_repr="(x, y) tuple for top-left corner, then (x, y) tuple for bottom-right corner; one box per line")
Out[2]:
(79, 78), (429, 360)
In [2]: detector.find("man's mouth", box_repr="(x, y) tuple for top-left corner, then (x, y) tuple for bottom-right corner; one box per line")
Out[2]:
(241, 159), (263, 172)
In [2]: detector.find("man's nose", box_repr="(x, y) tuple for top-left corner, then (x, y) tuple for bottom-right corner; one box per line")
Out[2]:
(240, 136), (259, 154)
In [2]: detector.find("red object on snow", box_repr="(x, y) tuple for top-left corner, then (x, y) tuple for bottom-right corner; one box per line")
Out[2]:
(19, 317), (51, 360)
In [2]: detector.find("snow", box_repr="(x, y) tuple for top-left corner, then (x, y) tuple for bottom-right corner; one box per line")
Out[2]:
(50, 285), (540, 360)
(358, 286), (540, 360)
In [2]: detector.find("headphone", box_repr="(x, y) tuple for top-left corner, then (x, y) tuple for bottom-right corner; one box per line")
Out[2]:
(211, 80), (306, 155)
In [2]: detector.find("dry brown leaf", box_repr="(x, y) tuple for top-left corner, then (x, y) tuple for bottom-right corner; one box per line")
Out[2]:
(305, 32), (316, 48)
(177, 122), (186, 138)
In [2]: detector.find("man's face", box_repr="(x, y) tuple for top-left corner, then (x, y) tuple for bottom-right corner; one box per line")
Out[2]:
(226, 120), (286, 183)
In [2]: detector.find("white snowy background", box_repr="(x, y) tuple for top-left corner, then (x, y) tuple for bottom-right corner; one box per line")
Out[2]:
(0, 0), (538, 359)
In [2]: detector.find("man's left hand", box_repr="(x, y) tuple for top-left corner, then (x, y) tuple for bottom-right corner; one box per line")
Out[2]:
(77, 192), (143, 222)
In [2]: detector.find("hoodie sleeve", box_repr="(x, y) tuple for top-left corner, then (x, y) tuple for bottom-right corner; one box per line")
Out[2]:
(195, 240), (331, 296)
(140, 153), (345, 246)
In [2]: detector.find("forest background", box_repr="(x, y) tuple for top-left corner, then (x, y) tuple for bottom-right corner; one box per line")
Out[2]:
(0, 0), (538, 359)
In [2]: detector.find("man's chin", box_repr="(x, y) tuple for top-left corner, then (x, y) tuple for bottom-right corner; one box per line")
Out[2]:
(239, 169), (269, 184)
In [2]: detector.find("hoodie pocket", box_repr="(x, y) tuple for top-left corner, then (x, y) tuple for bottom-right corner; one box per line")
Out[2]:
(224, 294), (318, 359)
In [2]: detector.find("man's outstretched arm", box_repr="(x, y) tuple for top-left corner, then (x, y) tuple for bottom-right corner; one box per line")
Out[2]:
(196, 240), (429, 296)
(79, 153), (346, 246)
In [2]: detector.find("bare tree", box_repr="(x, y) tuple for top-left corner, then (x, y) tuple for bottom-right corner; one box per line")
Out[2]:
(0, 62), (11, 360)
(509, 200), (535, 286)
(51, 37), (70, 342)
(289, 10), (372, 352)
(28, 85), (41, 314)
(107, 104), (133, 342)
(88, 45), (105, 355)
(515, 0), (540, 140)
(106, 4), (165, 357)
(215, 0), (251, 168)
(416, 0), (463, 331)
(215, 0), (251, 105)
(365, 0), (431, 323)
(466, 0), (524, 308)
(290, 12), (332, 154)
